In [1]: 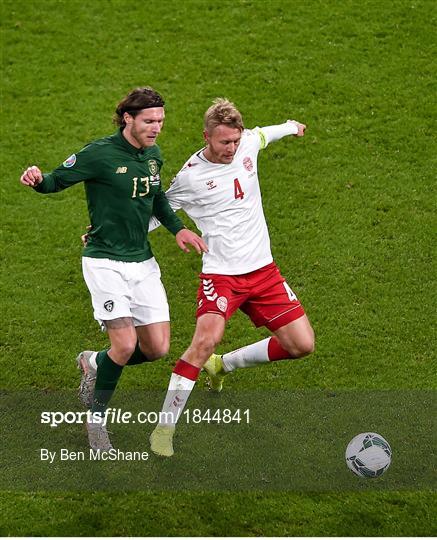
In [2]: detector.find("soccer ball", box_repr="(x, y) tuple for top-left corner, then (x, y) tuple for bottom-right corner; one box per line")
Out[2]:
(345, 432), (392, 478)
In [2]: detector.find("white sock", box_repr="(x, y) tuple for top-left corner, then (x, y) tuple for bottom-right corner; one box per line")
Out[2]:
(222, 338), (270, 372)
(158, 373), (196, 427)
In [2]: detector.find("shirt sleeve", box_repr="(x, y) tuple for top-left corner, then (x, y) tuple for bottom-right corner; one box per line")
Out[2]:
(151, 186), (185, 235)
(256, 122), (299, 149)
(34, 144), (97, 194)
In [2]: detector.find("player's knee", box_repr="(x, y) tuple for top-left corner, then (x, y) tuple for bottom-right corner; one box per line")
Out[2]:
(111, 340), (137, 364)
(145, 341), (170, 361)
(278, 331), (315, 359)
(294, 333), (315, 357)
(301, 339), (315, 357)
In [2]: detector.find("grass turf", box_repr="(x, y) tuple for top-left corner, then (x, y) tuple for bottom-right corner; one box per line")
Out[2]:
(1, 0), (436, 536)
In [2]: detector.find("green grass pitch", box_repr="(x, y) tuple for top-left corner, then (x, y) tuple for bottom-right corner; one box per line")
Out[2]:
(1, 0), (436, 536)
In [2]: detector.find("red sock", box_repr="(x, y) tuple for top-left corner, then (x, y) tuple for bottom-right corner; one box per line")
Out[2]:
(173, 359), (201, 381)
(267, 337), (292, 361)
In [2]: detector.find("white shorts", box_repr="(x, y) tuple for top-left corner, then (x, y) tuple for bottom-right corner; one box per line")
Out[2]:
(82, 256), (170, 327)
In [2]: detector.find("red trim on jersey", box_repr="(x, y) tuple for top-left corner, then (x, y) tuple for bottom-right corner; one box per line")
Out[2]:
(173, 359), (200, 381)
(267, 336), (292, 361)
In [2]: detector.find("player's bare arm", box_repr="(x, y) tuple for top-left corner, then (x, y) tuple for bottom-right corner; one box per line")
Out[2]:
(20, 165), (43, 187)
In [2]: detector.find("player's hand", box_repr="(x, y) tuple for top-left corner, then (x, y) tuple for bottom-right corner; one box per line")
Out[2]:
(20, 165), (43, 187)
(81, 225), (92, 247)
(175, 229), (208, 255)
(287, 120), (306, 137)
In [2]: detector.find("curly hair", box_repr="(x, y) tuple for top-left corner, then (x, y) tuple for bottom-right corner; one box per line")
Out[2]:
(114, 87), (165, 127)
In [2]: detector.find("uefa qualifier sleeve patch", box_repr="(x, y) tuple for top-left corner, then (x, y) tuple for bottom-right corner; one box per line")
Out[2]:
(62, 154), (77, 168)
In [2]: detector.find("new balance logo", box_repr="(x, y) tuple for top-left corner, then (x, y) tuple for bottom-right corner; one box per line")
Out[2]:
(116, 167), (128, 174)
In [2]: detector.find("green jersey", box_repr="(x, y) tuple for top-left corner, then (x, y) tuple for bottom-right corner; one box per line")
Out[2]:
(35, 129), (184, 262)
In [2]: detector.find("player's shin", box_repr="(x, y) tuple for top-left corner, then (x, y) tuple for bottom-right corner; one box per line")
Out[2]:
(266, 336), (294, 360)
(91, 350), (124, 416)
(85, 350), (124, 451)
(222, 336), (291, 371)
(157, 359), (200, 427)
(150, 359), (200, 457)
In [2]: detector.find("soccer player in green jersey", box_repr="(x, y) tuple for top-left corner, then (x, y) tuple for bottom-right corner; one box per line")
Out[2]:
(20, 87), (207, 451)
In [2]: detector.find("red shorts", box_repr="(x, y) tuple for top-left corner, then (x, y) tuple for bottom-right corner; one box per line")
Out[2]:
(196, 262), (305, 331)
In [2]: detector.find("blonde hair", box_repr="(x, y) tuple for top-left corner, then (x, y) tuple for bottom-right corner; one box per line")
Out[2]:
(204, 98), (244, 133)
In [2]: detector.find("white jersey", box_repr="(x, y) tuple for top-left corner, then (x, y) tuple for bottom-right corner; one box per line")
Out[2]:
(151, 122), (298, 275)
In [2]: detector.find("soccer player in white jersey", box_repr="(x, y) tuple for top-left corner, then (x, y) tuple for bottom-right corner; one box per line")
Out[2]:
(150, 98), (315, 456)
